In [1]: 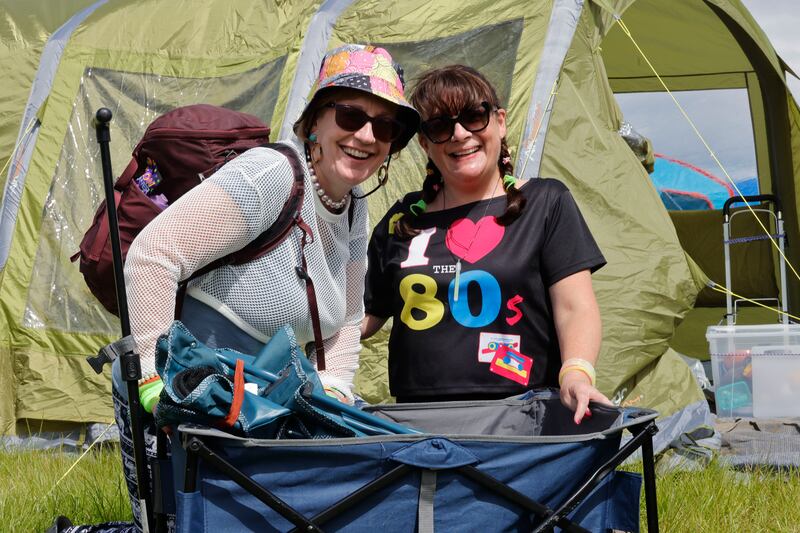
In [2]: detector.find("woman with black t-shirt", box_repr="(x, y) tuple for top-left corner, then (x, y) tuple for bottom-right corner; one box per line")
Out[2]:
(362, 65), (611, 424)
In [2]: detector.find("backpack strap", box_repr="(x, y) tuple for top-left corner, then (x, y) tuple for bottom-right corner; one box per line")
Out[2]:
(228, 143), (306, 258)
(292, 217), (326, 371)
(174, 143), (327, 370)
(268, 144), (326, 370)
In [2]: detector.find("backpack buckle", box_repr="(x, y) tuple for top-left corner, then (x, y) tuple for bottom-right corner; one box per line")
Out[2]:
(86, 335), (138, 375)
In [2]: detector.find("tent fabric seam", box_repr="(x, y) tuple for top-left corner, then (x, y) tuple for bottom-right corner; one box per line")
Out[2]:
(0, 0), (109, 271)
(517, 0), (585, 179)
(278, 0), (356, 140)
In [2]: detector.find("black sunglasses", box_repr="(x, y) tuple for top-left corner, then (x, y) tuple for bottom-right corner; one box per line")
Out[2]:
(420, 101), (493, 144)
(324, 102), (405, 143)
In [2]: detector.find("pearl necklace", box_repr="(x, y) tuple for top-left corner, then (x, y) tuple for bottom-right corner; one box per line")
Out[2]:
(304, 143), (348, 212)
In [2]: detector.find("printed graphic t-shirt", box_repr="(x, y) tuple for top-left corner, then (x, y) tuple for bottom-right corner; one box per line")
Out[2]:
(365, 178), (606, 399)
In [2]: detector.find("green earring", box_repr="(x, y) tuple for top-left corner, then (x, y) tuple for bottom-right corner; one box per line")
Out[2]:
(308, 133), (317, 143)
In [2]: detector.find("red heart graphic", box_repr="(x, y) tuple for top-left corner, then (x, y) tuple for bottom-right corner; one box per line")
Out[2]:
(445, 216), (505, 263)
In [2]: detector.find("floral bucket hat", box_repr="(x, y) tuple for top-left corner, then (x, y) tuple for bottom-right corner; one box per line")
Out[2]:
(294, 44), (420, 153)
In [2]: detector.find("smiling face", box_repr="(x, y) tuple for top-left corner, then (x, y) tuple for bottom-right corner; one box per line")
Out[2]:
(308, 91), (398, 200)
(419, 105), (506, 191)
(410, 65), (507, 196)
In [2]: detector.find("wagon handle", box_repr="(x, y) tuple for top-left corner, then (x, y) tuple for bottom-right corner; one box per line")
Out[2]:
(722, 194), (780, 218)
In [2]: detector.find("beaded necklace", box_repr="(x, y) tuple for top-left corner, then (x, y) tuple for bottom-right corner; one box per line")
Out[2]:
(304, 143), (348, 212)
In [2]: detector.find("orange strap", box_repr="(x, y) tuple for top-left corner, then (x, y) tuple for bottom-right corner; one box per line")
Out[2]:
(223, 358), (245, 427)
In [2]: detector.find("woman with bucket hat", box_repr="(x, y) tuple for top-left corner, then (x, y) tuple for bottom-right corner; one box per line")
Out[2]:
(110, 44), (419, 532)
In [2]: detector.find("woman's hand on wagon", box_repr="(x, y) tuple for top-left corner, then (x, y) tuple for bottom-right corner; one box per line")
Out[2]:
(559, 369), (611, 425)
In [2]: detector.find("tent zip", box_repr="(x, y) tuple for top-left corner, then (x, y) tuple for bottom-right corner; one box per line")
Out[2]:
(517, 80), (558, 181)
(0, 116), (38, 194)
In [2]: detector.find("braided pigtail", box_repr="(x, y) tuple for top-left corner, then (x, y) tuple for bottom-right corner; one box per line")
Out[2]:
(495, 138), (527, 226)
(395, 159), (443, 239)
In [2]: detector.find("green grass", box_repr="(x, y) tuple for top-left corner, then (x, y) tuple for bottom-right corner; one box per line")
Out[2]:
(0, 444), (132, 532)
(2, 445), (799, 532)
(627, 460), (800, 532)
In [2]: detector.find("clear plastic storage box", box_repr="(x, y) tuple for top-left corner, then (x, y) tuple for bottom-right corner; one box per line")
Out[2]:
(706, 324), (800, 418)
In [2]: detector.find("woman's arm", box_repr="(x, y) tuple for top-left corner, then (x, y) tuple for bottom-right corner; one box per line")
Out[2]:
(125, 149), (290, 377)
(125, 182), (254, 377)
(361, 313), (388, 339)
(549, 269), (611, 424)
(314, 257), (365, 398)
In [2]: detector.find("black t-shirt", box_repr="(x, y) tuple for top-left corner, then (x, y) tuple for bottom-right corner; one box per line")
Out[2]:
(365, 178), (606, 399)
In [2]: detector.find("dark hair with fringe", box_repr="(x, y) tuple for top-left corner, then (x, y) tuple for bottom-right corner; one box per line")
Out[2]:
(395, 65), (525, 239)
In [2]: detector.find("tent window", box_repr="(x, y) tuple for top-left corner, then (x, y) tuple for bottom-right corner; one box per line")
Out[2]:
(616, 89), (758, 211)
(23, 57), (286, 334)
(375, 18), (524, 111)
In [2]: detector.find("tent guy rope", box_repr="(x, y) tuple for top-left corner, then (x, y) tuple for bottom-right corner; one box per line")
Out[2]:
(614, 14), (800, 312)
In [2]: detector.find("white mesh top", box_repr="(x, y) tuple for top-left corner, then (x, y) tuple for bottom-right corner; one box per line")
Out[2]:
(124, 138), (368, 389)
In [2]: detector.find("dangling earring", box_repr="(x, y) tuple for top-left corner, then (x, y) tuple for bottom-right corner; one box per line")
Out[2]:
(376, 157), (390, 187)
(352, 155), (391, 199)
(312, 143), (323, 163)
(305, 142), (347, 211)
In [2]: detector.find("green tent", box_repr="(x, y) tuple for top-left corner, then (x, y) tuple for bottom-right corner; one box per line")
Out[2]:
(0, 0), (797, 452)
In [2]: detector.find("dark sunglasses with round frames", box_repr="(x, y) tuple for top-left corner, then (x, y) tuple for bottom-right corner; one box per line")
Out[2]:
(323, 102), (405, 143)
(420, 101), (494, 144)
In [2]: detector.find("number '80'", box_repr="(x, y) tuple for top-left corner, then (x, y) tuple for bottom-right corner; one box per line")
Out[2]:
(399, 270), (501, 330)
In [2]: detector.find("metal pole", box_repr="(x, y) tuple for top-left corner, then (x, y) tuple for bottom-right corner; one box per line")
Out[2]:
(94, 108), (153, 533)
(723, 215), (734, 325)
(778, 213), (789, 324)
(640, 424), (660, 533)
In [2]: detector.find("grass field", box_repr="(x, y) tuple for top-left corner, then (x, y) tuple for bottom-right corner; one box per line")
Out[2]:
(0, 444), (131, 532)
(2, 444), (799, 532)
(630, 461), (800, 532)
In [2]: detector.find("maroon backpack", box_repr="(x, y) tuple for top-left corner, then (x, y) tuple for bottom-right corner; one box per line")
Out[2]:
(73, 104), (276, 316)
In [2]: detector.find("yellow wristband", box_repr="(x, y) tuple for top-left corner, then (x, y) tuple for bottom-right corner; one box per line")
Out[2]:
(558, 358), (596, 387)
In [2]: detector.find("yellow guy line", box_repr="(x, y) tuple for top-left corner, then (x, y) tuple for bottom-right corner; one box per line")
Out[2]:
(707, 281), (800, 322)
(39, 423), (114, 504)
(614, 16), (800, 287)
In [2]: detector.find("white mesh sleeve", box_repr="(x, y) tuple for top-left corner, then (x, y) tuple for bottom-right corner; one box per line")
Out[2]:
(124, 149), (290, 375)
(316, 198), (369, 390)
